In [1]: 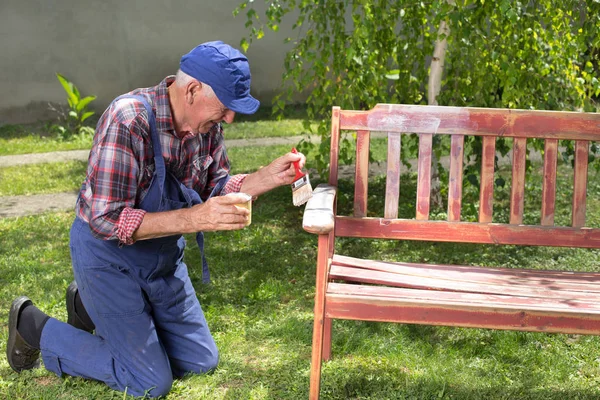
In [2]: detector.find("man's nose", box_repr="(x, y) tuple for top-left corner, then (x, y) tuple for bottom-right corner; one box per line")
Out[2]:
(222, 110), (236, 124)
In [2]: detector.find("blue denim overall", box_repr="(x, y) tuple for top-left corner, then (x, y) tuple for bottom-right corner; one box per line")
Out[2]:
(40, 95), (227, 398)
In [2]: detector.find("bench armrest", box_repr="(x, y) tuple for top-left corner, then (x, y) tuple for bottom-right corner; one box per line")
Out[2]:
(302, 184), (337, 235)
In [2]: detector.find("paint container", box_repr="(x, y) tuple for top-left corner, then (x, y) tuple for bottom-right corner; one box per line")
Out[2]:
(228, 192), (252, 226)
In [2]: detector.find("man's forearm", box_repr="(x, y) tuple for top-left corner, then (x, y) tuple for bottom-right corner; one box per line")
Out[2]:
(132, 208), (195, 241)
(239, 167), (277, 198)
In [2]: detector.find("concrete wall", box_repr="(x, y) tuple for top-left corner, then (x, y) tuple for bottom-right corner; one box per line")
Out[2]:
(0, 0), (295, 124)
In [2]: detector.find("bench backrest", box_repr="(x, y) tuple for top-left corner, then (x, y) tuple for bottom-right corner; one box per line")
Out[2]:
(330, 104), (600, 249)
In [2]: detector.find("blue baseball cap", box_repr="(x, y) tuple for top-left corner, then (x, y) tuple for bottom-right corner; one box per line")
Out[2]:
(179, 41), (260, 115)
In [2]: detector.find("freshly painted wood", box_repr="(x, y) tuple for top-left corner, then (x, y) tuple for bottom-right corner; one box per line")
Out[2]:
(385, 132), (401, 219)
(339, 104), (600, 140)
(327, 283), (600, 312)
(329, 107), (341, 186)
(332, 254), (600, 290)
(479, 136), (496, 223)
(332, 254), (600, 284)
(541, 139), (558, 226)
(416, 134), (433, 220)
(510, 137), (527, 225)
(572, 140), (589, 228)
(354, 130), (370, 217)
(325, 293), (600, 335)
(448, 135), (464, 221)
(329, 265), (600, 301)
(335, 217), (600, 248)
(309, 235), (333, 400)
(303, 185), (337, 234)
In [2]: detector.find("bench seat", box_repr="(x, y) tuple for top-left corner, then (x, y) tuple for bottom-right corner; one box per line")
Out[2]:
(327, 254), (600, 334)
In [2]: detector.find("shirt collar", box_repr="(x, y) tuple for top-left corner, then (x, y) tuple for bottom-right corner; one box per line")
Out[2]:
(154, 76), (176, 136)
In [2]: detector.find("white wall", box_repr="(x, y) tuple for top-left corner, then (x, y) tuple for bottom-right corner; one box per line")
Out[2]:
(0, 0), (296, 123)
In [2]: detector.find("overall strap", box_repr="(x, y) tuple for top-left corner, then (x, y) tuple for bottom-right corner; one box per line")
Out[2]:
(115, 95), (166, 196)
(194, 174), (231, 284)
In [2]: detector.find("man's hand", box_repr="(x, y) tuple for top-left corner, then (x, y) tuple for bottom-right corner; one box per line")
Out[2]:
(132, 193), (251, 241)
(240, 150), (307, 197)
(187, 193), (251, 232)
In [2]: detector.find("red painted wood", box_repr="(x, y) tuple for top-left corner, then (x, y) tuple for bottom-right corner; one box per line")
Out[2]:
(339, 105), (600, 141)
(329, 107), (341, 186)
(416, 134), (432, 220)
(541, 139), (558, 226)
(310, 235), (332, 400)
(510, 138), (527, 225)
(322, 318), (332, 361)
(354, 130), (370, 217)
(332, 254), (600, 289)
(325, 294), (600, 335)
(448, 135), (464, 222)
(385, 132), (401, 219)
(335, 217), (600, 248)
(479, 136), (496, 223)
(329, 265), (600, 301)
(573, 140), (589, 228)
(328, 283), (600, 312)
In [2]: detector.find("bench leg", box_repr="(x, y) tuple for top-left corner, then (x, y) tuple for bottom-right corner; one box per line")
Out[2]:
(322, 317), (332, 361)
(310, 306), (326, 400)
(310, 234), (332, 400)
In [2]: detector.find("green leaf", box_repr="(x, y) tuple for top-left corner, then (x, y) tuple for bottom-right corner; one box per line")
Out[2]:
(75, 96), (97, 113)
(81, 111), (95, 122)
(55, 73), (78, 106)
(241, 38), (250, 53)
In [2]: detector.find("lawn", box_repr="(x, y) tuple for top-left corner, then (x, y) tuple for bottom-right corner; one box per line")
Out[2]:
(1, 117), (600, 399)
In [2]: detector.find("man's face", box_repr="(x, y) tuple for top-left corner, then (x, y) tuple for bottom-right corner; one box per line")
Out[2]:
(184, 82), (236, 135)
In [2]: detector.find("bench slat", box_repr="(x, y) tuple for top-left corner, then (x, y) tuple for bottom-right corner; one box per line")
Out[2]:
(328, 283), (600, 312)
(448, 135), (464, 222)
(416, 133), (432, 220)
(541, 139), (558, 226)
(329, 107), (341, 185)
(573, 140), (589, 228)
(329, 265), (600, 302)
(339, 105), (600, 140)
(335, 217), (600, 248)
(510, 137), (527, 225)
(354, 130), (370, 217)
(333, 254), (600, 286)
(332, 255), (600, 298)
(479, 136), (496, 223)
(384, 132), (401, 219)
(325, 291), (600, 335)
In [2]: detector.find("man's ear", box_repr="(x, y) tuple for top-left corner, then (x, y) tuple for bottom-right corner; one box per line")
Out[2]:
(186, 81), (202, 105)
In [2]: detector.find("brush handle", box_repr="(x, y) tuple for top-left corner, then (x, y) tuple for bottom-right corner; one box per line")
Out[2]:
(291, 147), (305, 180)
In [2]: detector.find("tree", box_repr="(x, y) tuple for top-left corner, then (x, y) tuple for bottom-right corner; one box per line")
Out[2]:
(235, 0), (600, 184)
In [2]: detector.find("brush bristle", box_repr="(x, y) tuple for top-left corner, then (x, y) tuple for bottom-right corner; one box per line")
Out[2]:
(292, 174), (313, 206)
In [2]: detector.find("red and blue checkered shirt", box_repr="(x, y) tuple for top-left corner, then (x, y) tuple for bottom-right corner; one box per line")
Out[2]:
(76, 76), (247, 244)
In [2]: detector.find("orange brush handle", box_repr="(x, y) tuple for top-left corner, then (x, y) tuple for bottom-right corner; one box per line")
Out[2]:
(291, 148), (305, 181)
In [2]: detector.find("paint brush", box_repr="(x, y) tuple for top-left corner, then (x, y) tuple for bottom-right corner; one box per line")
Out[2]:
(290, 147), (313, 206)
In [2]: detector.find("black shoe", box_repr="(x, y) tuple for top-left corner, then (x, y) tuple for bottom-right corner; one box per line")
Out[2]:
(66, 281), (95, 333)
(6, 296), (41, 372)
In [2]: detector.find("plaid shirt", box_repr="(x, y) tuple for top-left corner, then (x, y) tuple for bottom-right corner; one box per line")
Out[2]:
(76, 76), (246, 244)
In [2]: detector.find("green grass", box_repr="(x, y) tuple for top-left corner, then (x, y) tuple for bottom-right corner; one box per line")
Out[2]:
(1, 178), (600, 399)
(0, 105), (315, 156)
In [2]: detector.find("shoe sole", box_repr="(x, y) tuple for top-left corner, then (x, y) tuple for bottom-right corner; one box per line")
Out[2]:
(7, 296), (40, 372)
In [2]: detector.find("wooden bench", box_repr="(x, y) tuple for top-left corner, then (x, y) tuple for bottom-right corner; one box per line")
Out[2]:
(301, 104), (600, 399)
